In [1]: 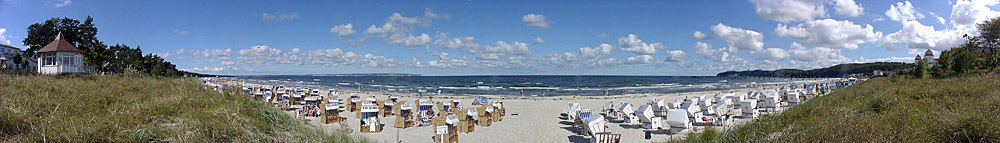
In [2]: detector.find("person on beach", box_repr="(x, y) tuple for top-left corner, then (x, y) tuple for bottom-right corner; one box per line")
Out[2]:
(520, 90), (524, 97)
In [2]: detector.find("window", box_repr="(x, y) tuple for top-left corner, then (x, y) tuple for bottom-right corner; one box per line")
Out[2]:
(62, 57), (72, 66)
(45, 56), (56, 66)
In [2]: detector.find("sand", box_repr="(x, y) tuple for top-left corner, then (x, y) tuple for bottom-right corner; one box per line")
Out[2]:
(278, 87), (763, 143)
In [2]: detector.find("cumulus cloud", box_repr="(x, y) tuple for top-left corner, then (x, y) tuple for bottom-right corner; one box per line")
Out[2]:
(424, 8), (450, 19)
(830, 0), (864, 17)
(693, 31), (712, 40)
(432, 33), (482, 49)
(625, 55), (655, 64)
(522, 14), (552, 28)
(262, 13), (298, 21)
(787, 42), (848, 63)
(749, 0), (827, 22)
(238, 45), (284, 66)
(664, 50), (686, 62)
(885, 1), (924, 22)
(387, 33), (432, 47)
(950, 0), (1000, 32)
(618, 34), (666, 55)
(329, 23), (356, 37)
(711, 23), (764, 53)
(533, 37), (546, 45)
(477, 41), (531, 60)
(579, 43), (614, 59)
(693, 42), (726, 60)
(758, 48), (789, 61)
(0, 28), (10, 44)
(774, 19), (879, 50)
(882, 20), (965, 51)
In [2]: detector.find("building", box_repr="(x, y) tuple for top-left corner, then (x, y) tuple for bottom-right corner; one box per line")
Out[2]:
(0, 44), (37, 70)
(916, 49), (937, 67)
(37, 32), (87, 74)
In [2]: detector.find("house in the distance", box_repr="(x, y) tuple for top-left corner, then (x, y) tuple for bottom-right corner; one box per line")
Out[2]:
(915, 49), (937, 67)
(37, 32), (87, 74)
(0, 44), (37, 70)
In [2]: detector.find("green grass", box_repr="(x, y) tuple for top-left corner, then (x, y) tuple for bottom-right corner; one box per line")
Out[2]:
(0, 74), (368, 142)
(675, 74), (1000, 142)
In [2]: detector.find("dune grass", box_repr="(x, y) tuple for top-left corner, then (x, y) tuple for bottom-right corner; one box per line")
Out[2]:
(675, 74), (1000, 142)
(0, 73), (368, 142)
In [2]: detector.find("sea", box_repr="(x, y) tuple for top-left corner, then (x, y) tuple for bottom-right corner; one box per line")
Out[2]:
(232, 75), (830, 96)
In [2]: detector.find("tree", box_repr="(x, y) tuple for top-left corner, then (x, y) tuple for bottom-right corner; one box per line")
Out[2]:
(954, 50), (973, 75)
(11, 52), (25, 69)
(21, 17), (103, 69)
(913, 59), (928, 78)
(933, 50), (953, 77)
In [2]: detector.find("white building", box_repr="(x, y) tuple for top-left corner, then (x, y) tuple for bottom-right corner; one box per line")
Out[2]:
(0, 44), (36, 70)
(37, 32), (87, 74)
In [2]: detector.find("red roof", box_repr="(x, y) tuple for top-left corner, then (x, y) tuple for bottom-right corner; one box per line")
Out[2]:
(37, 32), (82, 53)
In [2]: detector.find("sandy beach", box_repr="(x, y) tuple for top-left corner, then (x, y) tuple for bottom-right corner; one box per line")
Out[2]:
(264, 85), (765, 143)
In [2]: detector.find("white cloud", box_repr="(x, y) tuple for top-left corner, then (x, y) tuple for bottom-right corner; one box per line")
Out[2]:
(625, 55), (655, 64)
(432, 33), (482, 49)
(830, 0), (864, 17)
(885, 1), (924, 22)
(184, 66), (240, 73)
(617, 34), (665, 55)
(533, 37), (546, 45)
(593, 33), (609, 38)
(0, 28), (10, 44)
(758, 48), (789, 61)
(237, 45), (284, 66)
(305, 48), (357, 67)
(387, 33), (432, 47)
(711, 23), (764, 53)
(693, 31), (712, 40)
(477, 41), (531, 60)
(262, 13), (298, 21)
(749, 0), (826, 22)
(664, 50), (686, 62)
(173, 29), (188, 35)
(787, 42), (848, 63)
(580, 43), (614, 59)
(855, 56), (915, 63)
(774, 19), (879, 50)
(365, 23), (403, 36)
(950, 0), (1000, 32)
(882, 20), (966, 51)
(329, 23), (356, 37)
(693, 42), (726, 60)
(522, 14), (552, 28)
(54, 0), (71, 7)
(424, 8), (449, 19)
(389, 12), (421, 25)
(932, 12), (947, 25)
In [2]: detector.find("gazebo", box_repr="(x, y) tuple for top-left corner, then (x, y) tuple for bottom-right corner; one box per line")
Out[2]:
(37, 32), (85, 74)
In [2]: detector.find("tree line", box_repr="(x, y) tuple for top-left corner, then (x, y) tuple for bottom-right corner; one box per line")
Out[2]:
(716, 62), (913, 77)
(10, 17), (188, 77)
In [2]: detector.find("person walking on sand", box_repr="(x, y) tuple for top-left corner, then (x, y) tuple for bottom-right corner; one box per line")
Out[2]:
(521, 89), (524, 97)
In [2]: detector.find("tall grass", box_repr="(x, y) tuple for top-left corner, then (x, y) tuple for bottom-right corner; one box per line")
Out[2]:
(675, 74), (1000, 142)
(0, 74), (368, 142)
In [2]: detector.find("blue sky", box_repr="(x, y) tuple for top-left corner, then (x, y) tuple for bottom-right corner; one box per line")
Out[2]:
(0, 0), (996, 75)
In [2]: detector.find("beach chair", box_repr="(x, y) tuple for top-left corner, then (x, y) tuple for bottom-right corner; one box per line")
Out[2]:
(395, 104), (415, 128)
(564, 102), (581, 120)
(324, 103), (343, 124)
(358, 101), (376, 118)
(665, 109), (692, 133)
(305, 96), (319, 105)
(617, 102), (636, 123)
(602, 101), (616, 118)
(382, 100), (395, 117)
(476, 106), (492, 126)
(583, 114), (606, 136)
(349, 98), (361, 112)
(740, 99), (759, 118)
(359, 106), (382, 133)
(432, 114), (460, 143)
(635, 105), (661, 129)
(593, 132), (621, 143)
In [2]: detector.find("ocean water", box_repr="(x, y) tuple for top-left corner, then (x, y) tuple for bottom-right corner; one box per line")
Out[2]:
(234, 75), (827, 96)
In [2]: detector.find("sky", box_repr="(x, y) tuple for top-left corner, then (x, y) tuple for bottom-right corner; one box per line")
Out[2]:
(0, 0), (997, 76)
